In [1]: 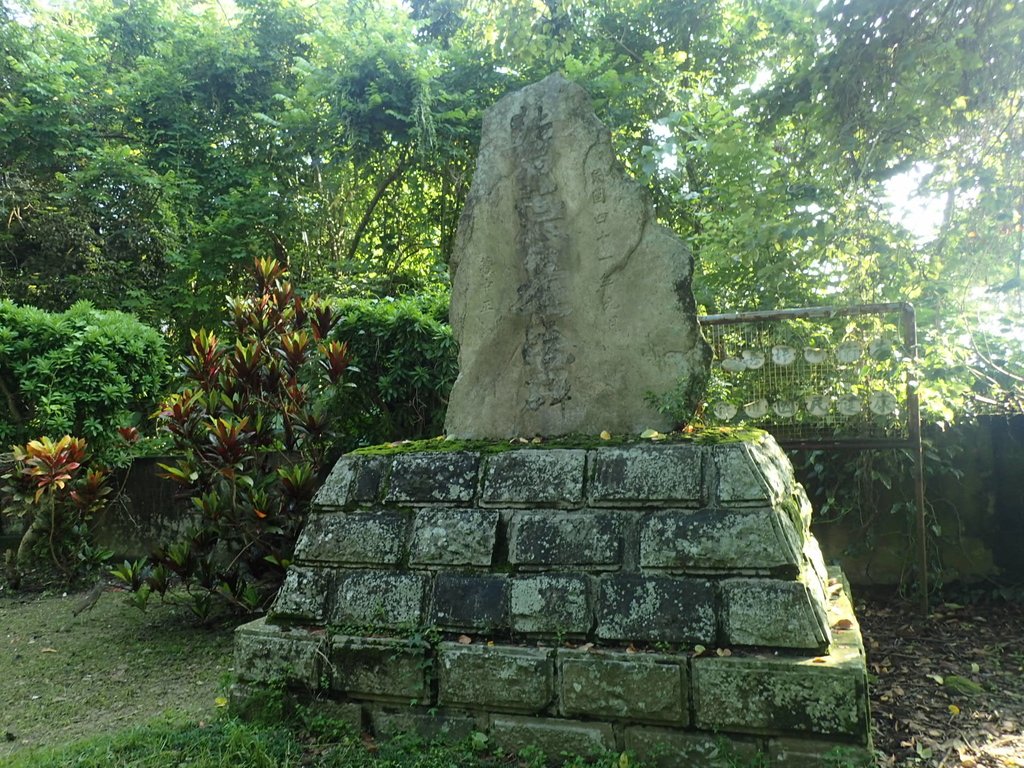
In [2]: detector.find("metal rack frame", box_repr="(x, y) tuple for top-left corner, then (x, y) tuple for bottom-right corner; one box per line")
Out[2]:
(699, 302), (929, 611)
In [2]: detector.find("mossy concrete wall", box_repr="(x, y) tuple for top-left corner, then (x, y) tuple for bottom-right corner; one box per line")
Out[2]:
(0, 456), (194, 560)
(93, 457), (195, 559)
(5, 417), (1018, 589)
(234, 571), (871, 767)
(808, 415), (1024, 586)
(270, 436), (834, 652)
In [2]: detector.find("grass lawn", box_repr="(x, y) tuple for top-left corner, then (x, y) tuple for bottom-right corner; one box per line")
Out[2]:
(0, 584), (234, 761)
(0, 586), (635, 768)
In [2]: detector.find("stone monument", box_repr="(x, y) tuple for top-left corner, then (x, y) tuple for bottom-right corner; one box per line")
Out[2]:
(233, 74), (872, 767)
(445, 73), (710, 438)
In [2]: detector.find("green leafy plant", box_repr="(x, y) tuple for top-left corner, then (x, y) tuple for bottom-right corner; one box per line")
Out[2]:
(1, 435), (114, 587)
(0, 301), (169, 465)
(112, 257), (349, 617)
(327, 292), (457, 449)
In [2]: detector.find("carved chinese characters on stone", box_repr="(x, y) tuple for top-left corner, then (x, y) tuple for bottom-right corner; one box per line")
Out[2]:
(445, 73), (710, 439)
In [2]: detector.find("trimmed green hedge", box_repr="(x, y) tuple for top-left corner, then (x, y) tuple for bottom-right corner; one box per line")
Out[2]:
(0, 300), (168, 461)
(329, 292), (456, 449)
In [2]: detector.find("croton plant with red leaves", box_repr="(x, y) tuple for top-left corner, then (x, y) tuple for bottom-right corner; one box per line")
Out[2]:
(2, 435), (113, 586)
(112, 257), (351, 617)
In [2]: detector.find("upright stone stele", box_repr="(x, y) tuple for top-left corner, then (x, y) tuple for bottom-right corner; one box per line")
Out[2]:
(233, 74), (872, 767)
(445, 72), (710, 438)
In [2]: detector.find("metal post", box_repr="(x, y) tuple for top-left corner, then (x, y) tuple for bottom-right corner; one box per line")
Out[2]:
(902, 304), (929, 613)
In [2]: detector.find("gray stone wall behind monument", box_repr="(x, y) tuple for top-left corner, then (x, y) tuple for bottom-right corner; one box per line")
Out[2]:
(234, 434), (872, 766)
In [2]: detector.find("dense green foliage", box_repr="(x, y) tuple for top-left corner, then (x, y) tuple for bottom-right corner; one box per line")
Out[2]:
(0, 301), (167, 459)
(330, 292), (457, 448)
(0, 0), (483, 340)
(0, 0), (1020, 416)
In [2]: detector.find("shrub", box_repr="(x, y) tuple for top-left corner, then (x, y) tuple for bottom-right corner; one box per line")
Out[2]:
(0, 301), (168, 463)
(112, 258), (350, 616)
(1, 435), (114, 587)
(328, 291), (456, 449)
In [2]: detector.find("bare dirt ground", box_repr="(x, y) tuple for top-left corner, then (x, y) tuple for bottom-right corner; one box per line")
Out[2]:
(1, 583), (1022, 766)
(860, 590), (1024, 767)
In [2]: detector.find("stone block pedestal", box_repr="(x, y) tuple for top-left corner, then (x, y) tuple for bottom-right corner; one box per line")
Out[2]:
(233, 433), (872, 766)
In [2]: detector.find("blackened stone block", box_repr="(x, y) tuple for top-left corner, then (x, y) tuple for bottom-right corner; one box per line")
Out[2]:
(295, 510), (407, 565)
(438, 643), (554, 712)
(510, 574), (592, 635)
(331, 571), (426, 629)
(692, 645), (869, 739)
(639, 508), (802, 572)
(767, 738), (874, 767)
(588, 445), (704, 506)
(508, 511), (624, 568)
(330, 636), (429, 702)
(314, 700), (363, 734)
(270, 566), (334, 623)
(488, 715), (615, 760)
(385, 452), (480, 503)
(714, 438), (792, 506)
(353, 455), (389, 503)
(432, 573), (509, 632)
(410, 508), (499, 566)
(624, 727), (763, 768)
(721, 576), (830, 650)
(370, 707), (478, 742)
(596, 575), (715, 644)
(480, 450), (585, 505)
(558, 648), (688, 724)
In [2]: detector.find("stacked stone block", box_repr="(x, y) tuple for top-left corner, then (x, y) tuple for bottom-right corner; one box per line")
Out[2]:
(234, 433), (871, 766)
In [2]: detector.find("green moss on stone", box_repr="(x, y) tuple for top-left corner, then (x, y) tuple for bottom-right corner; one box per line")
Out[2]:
(349, 426), (768, 457)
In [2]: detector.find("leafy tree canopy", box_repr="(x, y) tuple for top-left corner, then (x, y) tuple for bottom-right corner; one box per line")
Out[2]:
(0, 0), (1020, 418)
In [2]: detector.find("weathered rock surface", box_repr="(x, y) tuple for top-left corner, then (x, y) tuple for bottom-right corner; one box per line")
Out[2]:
(445, 72), (710, 438)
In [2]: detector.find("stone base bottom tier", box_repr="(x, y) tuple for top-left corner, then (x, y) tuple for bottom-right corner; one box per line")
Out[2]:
(233, 569), (872, 767)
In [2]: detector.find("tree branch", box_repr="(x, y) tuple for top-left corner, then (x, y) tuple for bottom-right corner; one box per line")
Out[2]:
(345, 150), (415, 265)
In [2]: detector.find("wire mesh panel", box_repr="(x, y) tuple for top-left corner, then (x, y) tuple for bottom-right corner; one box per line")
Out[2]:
(699, 302), (929, 610)
(698, 303), (919, 447)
